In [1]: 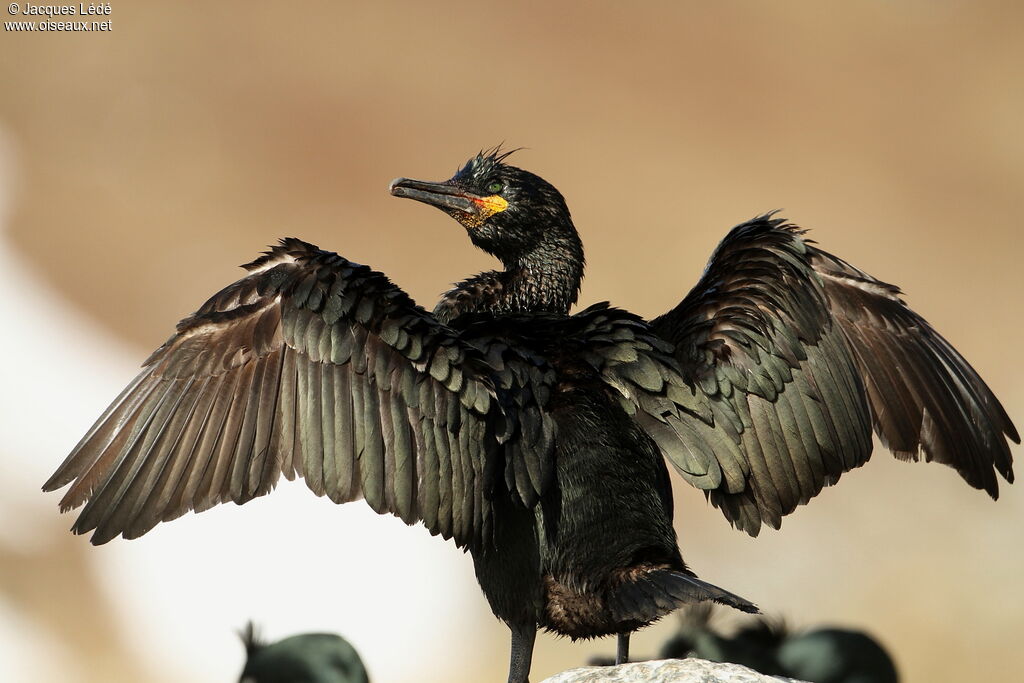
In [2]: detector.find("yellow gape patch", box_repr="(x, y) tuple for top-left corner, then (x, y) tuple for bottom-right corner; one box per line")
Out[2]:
(462, 194), (509, 227)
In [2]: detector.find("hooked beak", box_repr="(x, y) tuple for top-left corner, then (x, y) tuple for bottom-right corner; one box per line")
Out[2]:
(389, 177), (478, 213)
(389, 177), (508, 222)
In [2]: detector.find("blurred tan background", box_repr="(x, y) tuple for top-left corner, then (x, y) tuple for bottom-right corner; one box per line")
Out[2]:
(2, 1), (1022, 681)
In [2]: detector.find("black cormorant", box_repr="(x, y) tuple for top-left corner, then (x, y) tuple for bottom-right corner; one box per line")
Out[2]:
(43, 149), (1017, 683)
(239, 622), (370, 683)
(659, 605), (898, 683)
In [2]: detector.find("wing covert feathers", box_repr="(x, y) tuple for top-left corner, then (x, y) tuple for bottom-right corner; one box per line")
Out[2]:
(44, 239), (552, 547)
(646, 215), (1016, 535)
(45, 223), (1017, 545)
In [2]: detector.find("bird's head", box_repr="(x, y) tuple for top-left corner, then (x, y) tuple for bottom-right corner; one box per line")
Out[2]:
(390, 148), (578, 267)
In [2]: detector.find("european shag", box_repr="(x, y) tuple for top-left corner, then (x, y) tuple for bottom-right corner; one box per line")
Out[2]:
(43, 149), (1017, 683)
(239, 622), (370, 683)
(659, 605), (898, 683)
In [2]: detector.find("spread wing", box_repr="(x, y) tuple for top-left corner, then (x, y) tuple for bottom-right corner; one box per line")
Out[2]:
(43, 239), (553, 547)
(640, 215), (1017, 535)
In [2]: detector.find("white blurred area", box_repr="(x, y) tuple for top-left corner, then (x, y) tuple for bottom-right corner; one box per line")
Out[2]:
(0, 135), (498, 683)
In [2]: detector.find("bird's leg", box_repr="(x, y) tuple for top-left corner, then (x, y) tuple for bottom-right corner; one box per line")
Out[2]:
(508, 622), (536, 683)
(616, 632), (630, 665)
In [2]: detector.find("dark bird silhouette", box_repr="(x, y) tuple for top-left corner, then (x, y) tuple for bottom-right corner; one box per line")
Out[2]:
(239, 622), (370, 683)
(43, 149), (1017, 683)
(660, 605), (898, 683)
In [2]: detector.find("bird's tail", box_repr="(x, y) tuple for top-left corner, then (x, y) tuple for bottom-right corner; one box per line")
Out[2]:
(609, 569), (758, 625)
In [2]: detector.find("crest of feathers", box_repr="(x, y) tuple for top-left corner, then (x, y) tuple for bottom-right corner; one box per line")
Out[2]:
(239, 620), (267, 657)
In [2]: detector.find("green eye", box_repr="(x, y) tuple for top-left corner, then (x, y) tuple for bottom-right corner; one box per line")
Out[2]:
(486, 181), (504, 194)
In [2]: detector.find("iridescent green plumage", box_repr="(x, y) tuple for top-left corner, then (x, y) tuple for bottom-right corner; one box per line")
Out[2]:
(45, 149), (1016, 683)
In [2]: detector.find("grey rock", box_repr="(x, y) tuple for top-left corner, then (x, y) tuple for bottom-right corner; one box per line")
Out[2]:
(540, 658), (804, 683)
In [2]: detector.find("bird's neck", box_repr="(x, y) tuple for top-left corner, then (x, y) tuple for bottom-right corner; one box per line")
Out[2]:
(506, 242), (585, 313)
(435, 238), (584, 324)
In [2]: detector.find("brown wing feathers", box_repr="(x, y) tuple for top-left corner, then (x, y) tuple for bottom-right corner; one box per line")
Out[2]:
(647, 215), (1016, 535)
(43, 239), (548, 547)
(45, 222), (1016, 546)
(810, 248), (1017, 494)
